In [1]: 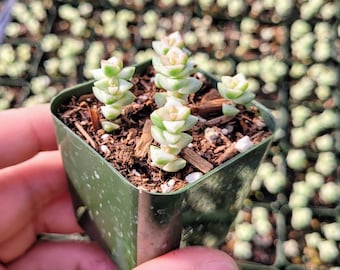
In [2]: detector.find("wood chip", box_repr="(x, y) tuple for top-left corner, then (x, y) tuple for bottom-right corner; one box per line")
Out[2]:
(204, 115), (234, 126)
(135, 119), (153, 159)
(74, 121), (97, 149)
(61, 107), (81, 118)
(79, 94), (95, 102)
(215, 143), (237, 165)
(190, 98), (226, 116)
(89, 107), (100, 130)
(200, 89), (221, 102)
(182, 148), (214, 173)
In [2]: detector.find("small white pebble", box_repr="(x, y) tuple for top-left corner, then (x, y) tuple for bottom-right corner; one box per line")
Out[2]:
(185, 172), (203, 183)
(204, 127), (219, 143)
(100, 145), (110, 155)
(221, 128), (229, 135)
(168, 179), (175, 187)
(138, 95), (148, 102)
(160, 179), (176, 193)
(101, 134), (110, 141)
(160, 183), (173, 193)
(235, 136), (254, 152)
(226, 125), (234, 132)
(132, 169), (141, 176)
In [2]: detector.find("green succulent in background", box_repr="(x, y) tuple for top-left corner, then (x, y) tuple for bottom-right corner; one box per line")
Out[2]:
(291, 207), (312, 230)
(0, 87), (15, 110)
(286, 148), (308, 171)
(41, 34), (61, 53)
(225, 206), (276, 262)
(140, 10), (159, 40)
(91, 56), (136, 132)
(58, 3), (93, 38)
(217, 73), (255, 116)
(84, 41), (105, 79)
(299, 0), (324, 20)
(318, 239), (339, 263)
(0, 43), (32, 78)
(96, 9), (135, 40)
(8, 1), (47, 38)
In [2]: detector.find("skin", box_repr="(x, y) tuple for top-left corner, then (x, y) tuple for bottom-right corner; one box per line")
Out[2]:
(0, 104), (238, 270)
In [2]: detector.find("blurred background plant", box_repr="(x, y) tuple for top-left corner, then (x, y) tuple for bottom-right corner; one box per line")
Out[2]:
(0, 0), (338, 269)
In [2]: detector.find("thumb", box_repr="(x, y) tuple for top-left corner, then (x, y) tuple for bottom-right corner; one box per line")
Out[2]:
(134, 246), (238, 270)
(6, 240), (116, 270)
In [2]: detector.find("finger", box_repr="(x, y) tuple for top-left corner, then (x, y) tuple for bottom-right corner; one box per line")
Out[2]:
(0, 223), (36, 263)
(0, 194), (81, 263)
(0, 151), (81, 245)
(6, 241), (116, 270)
(134, 246), (239, 270)
(0, 104), (57, 169)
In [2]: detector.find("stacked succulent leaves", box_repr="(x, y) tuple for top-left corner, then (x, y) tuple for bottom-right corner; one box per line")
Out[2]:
(217, 73), (255, 116)
(91, 57), (135, 132)
(150, 32), (202, 172)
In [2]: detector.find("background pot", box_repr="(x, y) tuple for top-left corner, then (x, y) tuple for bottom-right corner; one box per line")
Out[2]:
(51, 60), (276, 270)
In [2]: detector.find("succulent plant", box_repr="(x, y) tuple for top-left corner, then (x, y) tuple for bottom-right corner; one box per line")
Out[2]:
(305, 232), (322, 248)
(149, 98), (198, 171)
(314, 134), (334, 152)
(286, 148), (308, 171)
(305, 171), (324, 190)
(84, 41), (105, 79)
(283, 239), (300, 258)
(318, 240), (339, 263)
(91, 56), (136, 132)
(291, 207), (312, 230)
(41, 34), (61, 53)
(0, 43), (32, 78)
(217, 73), (254, 116)
(58, 2), (92, 33)
(322, 222), (340, 241)
(9, 1), (46, 38)
(235, 222), (256, 241)
(149, 32), (202, 172)
(263, 170), (287, 194)
(0, 86), (15, 110)
(319, 182), (340, 204)
(233, 240), (252, 260)
(315, 152), (337, 176)
(291, 105), (311, 127)
(288, 192), (309, 209)
(299, 0), (324, 20)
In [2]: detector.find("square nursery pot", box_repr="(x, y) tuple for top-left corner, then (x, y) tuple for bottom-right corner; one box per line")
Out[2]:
(50, 60), (276, 270)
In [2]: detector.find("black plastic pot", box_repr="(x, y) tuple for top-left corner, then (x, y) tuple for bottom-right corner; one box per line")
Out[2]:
(51, 60), (276, 270)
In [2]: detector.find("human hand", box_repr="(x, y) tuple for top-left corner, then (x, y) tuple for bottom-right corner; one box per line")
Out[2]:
(0, 104), (238, 270)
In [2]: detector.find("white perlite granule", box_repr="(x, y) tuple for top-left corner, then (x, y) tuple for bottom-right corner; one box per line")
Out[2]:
(235, 136), (254, 152)
(185, 172), (203, 183)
